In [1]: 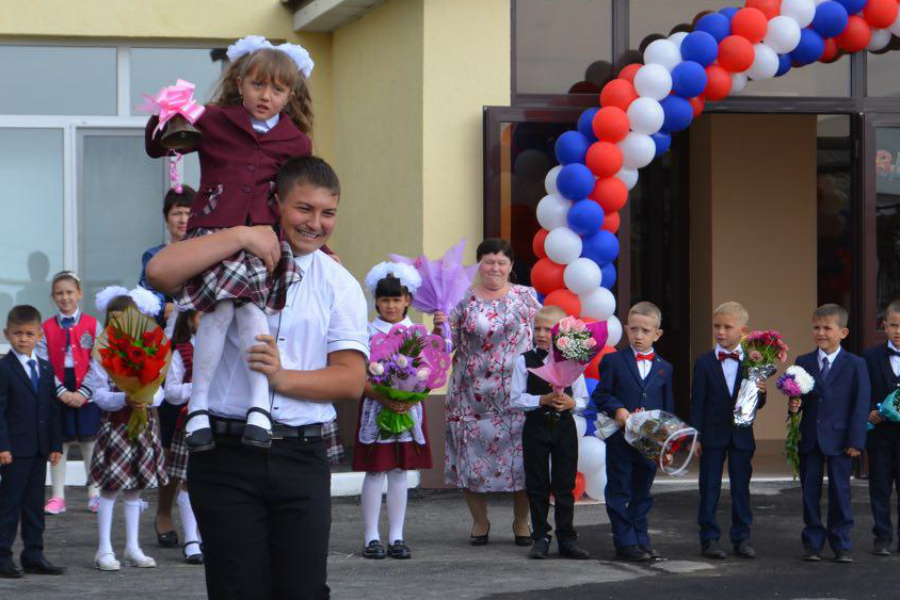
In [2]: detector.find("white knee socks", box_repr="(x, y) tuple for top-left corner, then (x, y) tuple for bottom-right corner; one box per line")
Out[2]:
(50, 442), (70, 499)
(177, 490), (201, 556)
(122, 490), (145, 557)
(361, 472), (386, 544)
(97, 491), (117, 555)
(386, 469), (408, 543)
(187, 302), (235, 434)
(235, 303), (272, 431)
(361, 470), (409, 544)
(81, 440), (98, 498)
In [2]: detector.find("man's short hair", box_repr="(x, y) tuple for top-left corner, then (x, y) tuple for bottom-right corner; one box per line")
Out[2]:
(713, 301), (749, 326)
(6, 305), (42, 328)
(629, 301), (662, 328)
(276, 156), (341, 197)
(814, 303), (849, 328)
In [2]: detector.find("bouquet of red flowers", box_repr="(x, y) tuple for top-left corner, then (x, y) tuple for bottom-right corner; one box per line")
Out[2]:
(93, 306), (172, 440)
(734, 330), (789, 427)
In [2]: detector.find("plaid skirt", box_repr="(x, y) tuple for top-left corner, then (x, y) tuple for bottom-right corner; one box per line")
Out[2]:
(178, 227), (301, 313)
(166, 425), (189, 482)
(89, 408), (169, 491)
(323, 420), (344, 466)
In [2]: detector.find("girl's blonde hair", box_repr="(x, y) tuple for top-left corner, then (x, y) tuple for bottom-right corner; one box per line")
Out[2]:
(210, 48), (314, 135)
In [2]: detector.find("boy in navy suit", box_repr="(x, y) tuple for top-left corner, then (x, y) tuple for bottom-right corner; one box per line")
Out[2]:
(0, 306), (64, 578)
(863, 299), (900, 556)
(690, 302), (766, 560)
(593, 301), (674, 562)
(788, 304), (870, 563)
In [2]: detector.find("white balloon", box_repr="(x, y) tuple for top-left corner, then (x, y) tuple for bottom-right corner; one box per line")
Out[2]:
(618, 132), (656, 170)
(580, 287), (616, 321)
(781, 0), (816, 29)
(544, 227), (583, 265)
(643, 39), (682, 71)
(868, 28), (892, 52)
(583, 466), (607, 501)
(765, 16), (802, 54)
(633, 63), (673, 101)
(536, 193), (571, 230)
(577, 435), (605, 474)
(747, 44), (779, 81)
(616, 167), (639, 190)
(606, 315), (623, 347)
(627, 97), (665, 135)
(544, 165), (562, 195)
(892, 10), (900, 37)
(574, 414), (587, 439)
(731, 72), (748, 95)
(564, 258), (603, 296)
(669, 31), (689, 49)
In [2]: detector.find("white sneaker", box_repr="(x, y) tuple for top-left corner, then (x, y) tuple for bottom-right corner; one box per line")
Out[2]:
(94, 551), (121, 571)
(124, 549), (157, 568)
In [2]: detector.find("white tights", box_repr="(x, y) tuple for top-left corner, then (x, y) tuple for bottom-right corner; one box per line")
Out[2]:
(186, 301), (272, 433)
(360, 469), (408, 544)
(97, 489), (148, 558)
(49, 440), (98, 500)
(177, 489), (202, 557)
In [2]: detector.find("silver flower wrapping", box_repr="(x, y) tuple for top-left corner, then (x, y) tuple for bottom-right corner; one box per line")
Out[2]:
(733, 364), (778, 427)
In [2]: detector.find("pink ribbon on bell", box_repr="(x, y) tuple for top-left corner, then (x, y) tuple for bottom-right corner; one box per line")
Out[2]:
(136, 79), (206, 135)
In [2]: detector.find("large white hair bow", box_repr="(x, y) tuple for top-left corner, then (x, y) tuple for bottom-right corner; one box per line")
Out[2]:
(226, 35), (315, 78)
(364, 262), (423, 295)
(95, 286), (162, 318)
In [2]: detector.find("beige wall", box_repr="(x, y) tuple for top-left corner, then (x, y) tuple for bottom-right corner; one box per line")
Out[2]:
(690, 114), (819, 443)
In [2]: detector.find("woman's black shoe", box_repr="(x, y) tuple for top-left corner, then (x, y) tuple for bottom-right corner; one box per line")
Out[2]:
(470, 523), (491, 546)
(155, 522), (179, 548)
(183, 541), (204, 565)
(362, 540), (386, 559)
(514, 523), (533, 547)
(388, 540), (411, 559)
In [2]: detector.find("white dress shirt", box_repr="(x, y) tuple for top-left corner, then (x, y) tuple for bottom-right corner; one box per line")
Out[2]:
(206, 249), (369, 427)
(84, 361), (164, 412)
(632, 346), (655, 380)
(12, 349), (39, 374)
(510, 351), (590, 412)
(368, 316), (413, 338)
(164, 337), (194, 407)
(251, 114), (280, 133)
(818, 346), (842, 375)
(889, 341), (900, 378)
(715, 344), (743, 396)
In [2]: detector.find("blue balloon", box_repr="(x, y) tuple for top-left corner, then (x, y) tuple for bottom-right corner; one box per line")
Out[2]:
(680, 31), (719, 67)
(660, 95), (693, 133)
(651, 131), (672, 157)
(790, 28), (826, 65)
(718, 6), (739, 21)
(536, 292), (546, 304)
(555, 130), (591, 166)
(671, 61), (708, 98)
(812, 1), (849, 39)
(567, 199), (605, 236)
(556, 163), (595, 201)
(835, 0), (867, 15)
(695, 12), (731, 42)
(600, 263), (617, 289)
(775, 53), (792, 77)
(581, 230), (620, 266)
(577, 107), (599, 142)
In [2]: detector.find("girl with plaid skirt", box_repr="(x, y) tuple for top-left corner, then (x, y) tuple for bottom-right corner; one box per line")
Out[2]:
(144, 35), (316, 451)
(86, 292), (168, 571)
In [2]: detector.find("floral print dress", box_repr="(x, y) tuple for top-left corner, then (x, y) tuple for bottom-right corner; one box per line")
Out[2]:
(444, 284), (540, 492)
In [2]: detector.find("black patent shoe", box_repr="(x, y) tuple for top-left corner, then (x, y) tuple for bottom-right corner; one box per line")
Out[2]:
(0, 562), (23, 579)
(701, 540), (726, 559)
(155, 521), (179, 548)
(183, 541), (204, 565)
(241, 408), (272, 449)
(733, 540), (756, 559)
(362, 540), (386, 559)
(514, 523), (533, 547)
(530, 536), (550, 559)
(388, 540), (411, 559)
(21, 556), (65, 575)
(559, 538), (590, 560)
(185, 411), (215, 452)
(470, 523), (490, 546)
(616, 545), (651, 562)
(639, 545), (660, 560)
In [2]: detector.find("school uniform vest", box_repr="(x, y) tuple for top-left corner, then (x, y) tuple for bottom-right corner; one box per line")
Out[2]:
(523, 350), (573, 412)
(175, 342), (194, 384)
(42, 314), (98, 388)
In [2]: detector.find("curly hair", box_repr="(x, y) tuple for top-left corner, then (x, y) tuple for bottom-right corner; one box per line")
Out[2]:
(210, 48), (314, 135)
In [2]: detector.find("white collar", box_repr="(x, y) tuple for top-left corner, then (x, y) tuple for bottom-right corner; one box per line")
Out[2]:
(251, 114), (280, 133)
(58, 308), (80, 324)
(371, 316), (413, 334)
(11, 348), (37, 366)
(715, 343), (743, 358)
(889, 340), (900, 354)
(818, 346), (842, 364)
(293, 252), (315, 275)
(632, 346), (654, 357)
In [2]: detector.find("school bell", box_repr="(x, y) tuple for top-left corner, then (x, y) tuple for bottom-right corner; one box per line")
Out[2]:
(160, 114), (202, 151)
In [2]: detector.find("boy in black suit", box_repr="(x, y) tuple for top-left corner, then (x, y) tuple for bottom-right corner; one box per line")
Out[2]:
(0, 306), (64, 578)
(593, 301), (675, 562)
(864, 299), (900, 556)
(690, 302), (766, 560)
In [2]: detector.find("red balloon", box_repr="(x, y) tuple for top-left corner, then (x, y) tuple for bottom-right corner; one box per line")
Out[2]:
(585, 345), (617, 379)
(745, 0), (781, 20)
(618, 63), (642, 83)
(591, 177), (628, 213)
(600, 79), (638, 111)
(837, 15), (872, 53)
(601, 211), (621, 234)
(732, 8), (768, 44)
(545, 289), (581, 317)
(864, 0), (899, 29)
(532, 229), (549, 260)
(573, 472), (586, 501)
(820, 38), (840, 63)
(585, 141), (624, 179)
(531, 258), (565, 296)
(690, 96), (706, 118)
(592, 106), (630, 143)
(718, 35), (755, 73)
(703, 64), (733, 100)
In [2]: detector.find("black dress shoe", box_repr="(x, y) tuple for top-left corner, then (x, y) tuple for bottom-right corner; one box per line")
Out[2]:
(185, 411), (215, 452)
(387, 540), (411, 559)
(733, 541), (756, 559)
(529, 536), (550, 559)
(0, 562), (23, 579)
(872, 539), (891, 556)
(834, 550), (853, 563)
(616, 545), (651, 562)
(701, 540), (726, 559)
(802, 547), (822, 562)
(241, 408), (272, 449)
(21, 557), (65, 575)
(155, 522), (179, 548)
(640, 545), (660, 560)
(362, 540), (386, 559)
(183, 541), (204, 565)
(514, 524), (533, 547)
(559, 538), (590, 560)
(470, 523), (490, 546)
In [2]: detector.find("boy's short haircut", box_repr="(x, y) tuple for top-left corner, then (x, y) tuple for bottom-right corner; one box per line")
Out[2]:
(814, 303), (849, 328)
(51, 270), (82, 291)
(629, 301), (662, 328)
(162, 186), (196, 217)
(276, 156), (341, 198)
(535, 305), (567, 325)
(884, 299), (900, 321)
(713, 301), (749, 326)
(7, 305), (42, 328)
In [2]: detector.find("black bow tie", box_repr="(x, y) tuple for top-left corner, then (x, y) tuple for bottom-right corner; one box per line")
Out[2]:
(888, 347), (900, 358)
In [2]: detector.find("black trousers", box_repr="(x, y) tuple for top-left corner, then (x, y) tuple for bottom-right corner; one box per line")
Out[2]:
(0, 456), (47, 565)
(867, 426), (900, 544)
(188, 435), (331, 600)
(522, 410), (578, 541)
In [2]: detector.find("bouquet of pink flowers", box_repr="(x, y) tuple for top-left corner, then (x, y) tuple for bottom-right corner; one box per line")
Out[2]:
(776, 365), (815, 478)
(734, 330), (789, 427)
(368, 323), (451, 437)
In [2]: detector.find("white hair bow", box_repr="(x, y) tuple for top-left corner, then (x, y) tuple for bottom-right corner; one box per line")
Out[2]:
(95, 286), (162, 318)
(226, 35), (315, 78)
(364, 262), (423, 295)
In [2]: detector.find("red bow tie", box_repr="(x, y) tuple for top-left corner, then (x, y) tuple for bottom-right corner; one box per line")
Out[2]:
(636, 353), (655, 362)
(718, 351), (740, 362)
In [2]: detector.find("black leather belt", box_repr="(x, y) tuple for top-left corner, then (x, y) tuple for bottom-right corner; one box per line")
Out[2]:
(210, 417), (323, 441)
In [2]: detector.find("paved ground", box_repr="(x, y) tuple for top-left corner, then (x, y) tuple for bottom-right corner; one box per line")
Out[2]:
(2, 479), (896, 599)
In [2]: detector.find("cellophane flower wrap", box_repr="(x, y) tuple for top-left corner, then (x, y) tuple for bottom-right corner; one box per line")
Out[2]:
(867, 389), (900, 433)
(92, 306), (172, 441)
(734, 330), (789, 427)
(624, 410), (698, 476)
(368, 323), (451, 438)
(776, 365), (815, 479)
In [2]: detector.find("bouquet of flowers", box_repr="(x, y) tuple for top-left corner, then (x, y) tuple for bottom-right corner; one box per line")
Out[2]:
(93, 305), (172, 441)
(368, 323), (451, 437)
(596, 410), (697, 476)
(868, 389), (900, 430)
(734, 330), (789, 427)
(776, 365), (815, 478)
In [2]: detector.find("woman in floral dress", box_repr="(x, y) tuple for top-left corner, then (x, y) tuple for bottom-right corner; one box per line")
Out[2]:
(441, 238), (540, 545)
